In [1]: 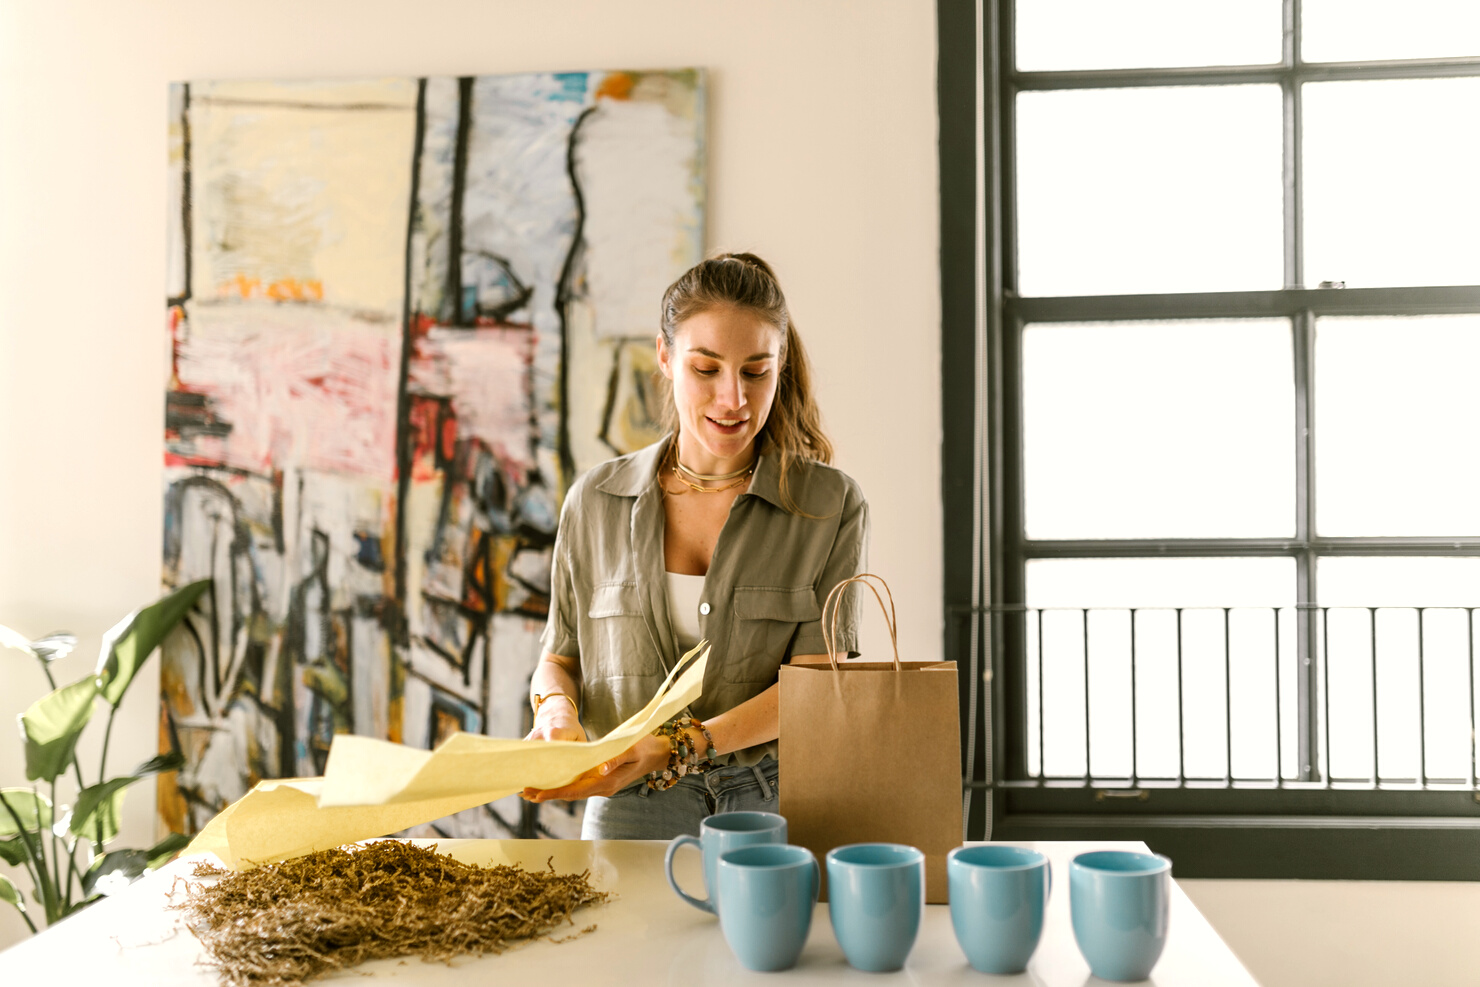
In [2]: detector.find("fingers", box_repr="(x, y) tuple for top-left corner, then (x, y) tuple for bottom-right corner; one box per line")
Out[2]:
(523, 758), (645, 802)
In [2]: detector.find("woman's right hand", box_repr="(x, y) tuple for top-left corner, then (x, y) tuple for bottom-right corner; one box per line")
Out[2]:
(524, 695), (587, 743)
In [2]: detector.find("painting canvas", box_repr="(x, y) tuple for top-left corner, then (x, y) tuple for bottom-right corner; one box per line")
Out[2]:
(160, 70), (705, 840)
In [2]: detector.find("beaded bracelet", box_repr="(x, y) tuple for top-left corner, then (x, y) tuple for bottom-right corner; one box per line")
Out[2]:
(645, 716), (720, 791)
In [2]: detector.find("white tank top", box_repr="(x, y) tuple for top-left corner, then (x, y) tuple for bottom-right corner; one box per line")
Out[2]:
(665, 571), (706, 650)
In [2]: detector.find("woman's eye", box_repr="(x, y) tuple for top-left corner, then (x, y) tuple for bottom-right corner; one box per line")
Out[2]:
(692, 367), (719, 377)
(743, 370), (770, 380)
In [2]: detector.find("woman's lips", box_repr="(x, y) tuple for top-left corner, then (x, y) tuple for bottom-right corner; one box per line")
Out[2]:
(705, 415), (747, 435)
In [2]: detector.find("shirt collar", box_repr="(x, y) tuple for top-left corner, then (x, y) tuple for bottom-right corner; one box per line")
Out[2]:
(594, 432), (787, 510)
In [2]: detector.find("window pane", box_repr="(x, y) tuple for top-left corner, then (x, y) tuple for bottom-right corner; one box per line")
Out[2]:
(1024, 320), (1294, 539)
(1315, 315), (1480, 536)
(1317, 558), (1480, 784)
(1016, 0), (1281, 71)
(1016, 86), (1283, 296)
(1025, 559), (1296, 782)
(1027, 557), (1295, 608)
(1303, 0), (1480, 62)
(1304, 79), (1480, 289)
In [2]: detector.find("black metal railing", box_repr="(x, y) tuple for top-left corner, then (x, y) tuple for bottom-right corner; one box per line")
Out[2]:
(981, 605), (1479, 792)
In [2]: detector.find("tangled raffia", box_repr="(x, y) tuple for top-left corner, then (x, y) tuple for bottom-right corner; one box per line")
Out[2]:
(175, 841), (610, 986)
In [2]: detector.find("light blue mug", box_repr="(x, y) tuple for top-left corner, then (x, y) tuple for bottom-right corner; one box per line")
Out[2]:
(665, 810), (787, 914)
(826, 843), (926, 972)
(1070, 850), (1171, 982)
(715, 844), (820, 972)
(947, 844), (1052, 974)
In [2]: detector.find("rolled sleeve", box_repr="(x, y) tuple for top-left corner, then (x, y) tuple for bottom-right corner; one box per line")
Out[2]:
(539, 495), (581, 660)
(788, 484), (869, 659)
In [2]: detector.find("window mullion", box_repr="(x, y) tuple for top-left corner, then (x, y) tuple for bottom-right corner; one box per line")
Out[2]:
(1294, 308), (1320, 781)
(1283, 0), (1303, 289)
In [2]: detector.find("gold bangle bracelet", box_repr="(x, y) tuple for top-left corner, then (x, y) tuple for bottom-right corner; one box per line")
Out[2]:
(532, 692), (577, 716)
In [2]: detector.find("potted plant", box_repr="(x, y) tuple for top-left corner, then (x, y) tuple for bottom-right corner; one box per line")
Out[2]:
(0, 580), (209, 933)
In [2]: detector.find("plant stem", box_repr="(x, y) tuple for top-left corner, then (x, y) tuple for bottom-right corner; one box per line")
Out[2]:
(16, 787), (57, 924)
(0, 791), (45, 900)
(12, 902), (38, 934)
(89, 713), (118, 859)
(48, 781), (62, 923)
(99, 709), (116, 791)
(65, 838), (80, 911)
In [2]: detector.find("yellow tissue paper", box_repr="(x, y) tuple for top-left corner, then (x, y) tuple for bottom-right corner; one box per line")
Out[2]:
(187, 646), (709, 868)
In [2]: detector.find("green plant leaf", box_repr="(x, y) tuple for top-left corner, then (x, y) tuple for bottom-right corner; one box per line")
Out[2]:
(69, 779), (132, 845)
(0, 873), (24, 911)
(131, 751), (186, 778)
(146, 832), (191, 869)
(96, 580), (210, 709)
(0, 789), (53, 837)
(0, 837), (27, 867)
(81, 849), (148, 898)
(20, 676), (98, 782)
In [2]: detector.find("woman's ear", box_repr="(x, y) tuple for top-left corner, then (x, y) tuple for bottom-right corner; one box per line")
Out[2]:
(656, 332), (673, 379)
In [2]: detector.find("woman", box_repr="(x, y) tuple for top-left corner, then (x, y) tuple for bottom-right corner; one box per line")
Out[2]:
(521, 252), (868, 840)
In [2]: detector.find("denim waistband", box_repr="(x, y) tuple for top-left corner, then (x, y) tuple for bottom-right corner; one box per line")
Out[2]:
(633, 758), (777, 800)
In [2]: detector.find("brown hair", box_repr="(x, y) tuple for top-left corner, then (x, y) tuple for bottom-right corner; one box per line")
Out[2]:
(659, 252), (833, 513)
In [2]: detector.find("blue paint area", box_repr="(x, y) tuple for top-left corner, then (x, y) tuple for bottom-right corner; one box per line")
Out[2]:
(550, 72), (590, 102)
(354, 531), (386, 572)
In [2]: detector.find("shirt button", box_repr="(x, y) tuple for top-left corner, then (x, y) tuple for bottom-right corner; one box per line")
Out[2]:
(699, 602), (711, 616)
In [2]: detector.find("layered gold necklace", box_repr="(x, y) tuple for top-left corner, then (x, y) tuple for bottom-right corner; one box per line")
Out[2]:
(665, 442), (756, 494)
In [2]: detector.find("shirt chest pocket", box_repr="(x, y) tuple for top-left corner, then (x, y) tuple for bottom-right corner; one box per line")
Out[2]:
(586, 582), (663, 677)
(726, 586), (822, 684)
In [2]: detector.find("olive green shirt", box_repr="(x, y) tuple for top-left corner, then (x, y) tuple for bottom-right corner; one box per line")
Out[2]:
(540, 435), (869, 766)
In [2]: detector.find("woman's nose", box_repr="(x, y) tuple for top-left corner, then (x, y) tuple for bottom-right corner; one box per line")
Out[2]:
(718, 371), (746, 409)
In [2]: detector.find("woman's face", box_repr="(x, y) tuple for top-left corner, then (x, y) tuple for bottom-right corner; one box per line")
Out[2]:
(657, 305), (782, 472)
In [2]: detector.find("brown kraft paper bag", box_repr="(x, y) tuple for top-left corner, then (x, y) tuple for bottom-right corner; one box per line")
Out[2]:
(778, 574), (961, 903)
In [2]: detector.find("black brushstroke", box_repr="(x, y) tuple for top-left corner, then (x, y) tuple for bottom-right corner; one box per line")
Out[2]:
(483, 803), (519, 837)
(415, 628), (463, 667)
(169, 82), (193, 307)
(459, 528), (493, 687)
(446, 77), (474, 325)
(469, 249), (535, 322)
(165, 391), (232, 437)
(553, 106), (598, 488)
(427, 398), (459, 559)
(271, 470), (287, 556)
(392, 80), (430, 630)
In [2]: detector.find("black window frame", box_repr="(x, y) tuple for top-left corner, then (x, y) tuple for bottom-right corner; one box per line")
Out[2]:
(941, 0), (1480, 879)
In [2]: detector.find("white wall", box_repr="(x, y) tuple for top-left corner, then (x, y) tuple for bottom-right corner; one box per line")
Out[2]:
(0, 0), (940, 950)
(4, 5), (1475, 984)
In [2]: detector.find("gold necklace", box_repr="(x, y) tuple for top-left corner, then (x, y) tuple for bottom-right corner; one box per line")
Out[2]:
(665, 445), (755, 494)
(675, 458), (754, 483)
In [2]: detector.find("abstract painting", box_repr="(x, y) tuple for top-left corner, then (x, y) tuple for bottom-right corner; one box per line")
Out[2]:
(160, 70), (705, 840)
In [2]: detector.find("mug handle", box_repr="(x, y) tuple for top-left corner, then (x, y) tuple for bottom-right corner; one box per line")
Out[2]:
(665, 834), (714, 913)
(1044, 860), (1053, 902)
(810, 856), (821, 903)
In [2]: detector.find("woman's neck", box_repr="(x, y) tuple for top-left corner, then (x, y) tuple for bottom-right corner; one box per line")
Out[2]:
(673, 433), (756, 479)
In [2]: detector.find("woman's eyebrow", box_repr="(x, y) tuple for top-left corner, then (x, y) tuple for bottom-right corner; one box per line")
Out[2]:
(690, 346), (774, 362)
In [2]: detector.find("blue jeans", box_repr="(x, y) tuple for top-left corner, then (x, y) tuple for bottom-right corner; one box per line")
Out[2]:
(580, 759), (780, 840)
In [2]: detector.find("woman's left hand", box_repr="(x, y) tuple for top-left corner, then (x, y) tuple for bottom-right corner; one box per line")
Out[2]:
(522, 732), (671, 802)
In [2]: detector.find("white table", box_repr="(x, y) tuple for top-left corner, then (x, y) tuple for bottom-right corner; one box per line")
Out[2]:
(1, 839), (1258, 985)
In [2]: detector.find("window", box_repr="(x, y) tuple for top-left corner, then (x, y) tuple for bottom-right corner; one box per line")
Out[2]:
(940, 0), (1480, 878)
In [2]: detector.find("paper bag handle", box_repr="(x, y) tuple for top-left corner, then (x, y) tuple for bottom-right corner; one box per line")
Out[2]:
(821, 573), (899, 671)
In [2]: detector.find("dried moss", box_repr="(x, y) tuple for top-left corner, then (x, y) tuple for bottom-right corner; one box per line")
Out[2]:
(176, 841), (610, 986)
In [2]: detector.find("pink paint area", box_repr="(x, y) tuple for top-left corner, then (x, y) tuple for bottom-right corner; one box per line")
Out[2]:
(409, 325), (537, 479)
(172, 304), (401, 478)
